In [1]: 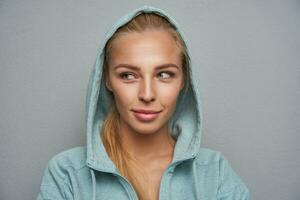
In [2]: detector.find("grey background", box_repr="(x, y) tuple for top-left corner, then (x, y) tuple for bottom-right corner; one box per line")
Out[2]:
(1, 0), (299, 199)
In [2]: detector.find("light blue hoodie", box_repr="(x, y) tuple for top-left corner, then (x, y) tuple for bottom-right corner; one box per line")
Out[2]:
(37, 5), (250, 200)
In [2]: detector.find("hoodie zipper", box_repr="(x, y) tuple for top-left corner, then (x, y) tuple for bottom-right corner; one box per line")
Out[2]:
(88, 166), (139, 200)
(90, 156), (195, 200)
(120, 157), (195, 200)
(158, 157), (195, 200)
(114, 173), (139, 200)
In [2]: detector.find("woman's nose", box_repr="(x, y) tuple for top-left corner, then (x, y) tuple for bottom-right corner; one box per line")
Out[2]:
(138, 78), (156, 103)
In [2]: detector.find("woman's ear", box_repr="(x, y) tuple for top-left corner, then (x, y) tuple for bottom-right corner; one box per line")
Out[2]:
(104, 67), (113, 92)
(180, 77), (185, 91)
(105, 78), (112, 92)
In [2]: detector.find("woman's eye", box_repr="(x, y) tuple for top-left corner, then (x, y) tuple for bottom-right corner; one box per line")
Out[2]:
(158, 71), (174, 79)
(119, 72), (135, 80)
(119, 71), (174, 80)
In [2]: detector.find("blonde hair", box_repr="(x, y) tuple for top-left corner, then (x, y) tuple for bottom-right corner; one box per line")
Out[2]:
(100, 12), (190, 200)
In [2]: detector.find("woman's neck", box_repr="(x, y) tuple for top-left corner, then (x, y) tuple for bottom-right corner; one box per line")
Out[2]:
(118, 120), (176, 161)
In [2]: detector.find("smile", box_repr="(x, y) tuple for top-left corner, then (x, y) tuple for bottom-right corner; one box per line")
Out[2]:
(132, 111), (161, 122)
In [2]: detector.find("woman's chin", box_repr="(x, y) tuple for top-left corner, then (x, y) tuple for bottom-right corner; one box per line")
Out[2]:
(130, 121), (168, 136)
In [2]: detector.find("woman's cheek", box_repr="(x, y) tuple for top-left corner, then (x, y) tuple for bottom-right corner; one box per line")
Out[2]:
(158, 84), (181, 105)
(114, 84), (137, 103)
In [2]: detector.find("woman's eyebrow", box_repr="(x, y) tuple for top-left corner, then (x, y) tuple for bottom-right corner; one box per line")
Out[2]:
(113, 63), (180, 71)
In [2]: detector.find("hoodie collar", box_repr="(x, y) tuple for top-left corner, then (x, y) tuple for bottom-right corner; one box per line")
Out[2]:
(85, 5), (203, 172)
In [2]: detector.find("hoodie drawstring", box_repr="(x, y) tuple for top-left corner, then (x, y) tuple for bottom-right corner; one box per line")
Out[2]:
(192, 162), (201, 200)
(90, 169), (96, 200)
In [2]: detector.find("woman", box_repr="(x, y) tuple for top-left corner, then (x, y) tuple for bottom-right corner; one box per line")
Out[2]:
(37, 5), (249, 200)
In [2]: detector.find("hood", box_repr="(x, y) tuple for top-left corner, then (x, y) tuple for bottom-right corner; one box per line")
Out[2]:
(85, 5), (203, 172)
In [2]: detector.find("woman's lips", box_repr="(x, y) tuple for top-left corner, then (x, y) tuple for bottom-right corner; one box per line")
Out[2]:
(132, 110), (161, 122)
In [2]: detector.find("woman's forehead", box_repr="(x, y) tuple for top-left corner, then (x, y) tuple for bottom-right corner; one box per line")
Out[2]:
(108, 30), (181, 68)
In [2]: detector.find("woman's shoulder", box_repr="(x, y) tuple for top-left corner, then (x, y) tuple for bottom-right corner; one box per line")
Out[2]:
(37, 146), (88, 199)
(47, 146), (87, 172)
(194, 147), (240, 169)
(194, 147), (250, 198)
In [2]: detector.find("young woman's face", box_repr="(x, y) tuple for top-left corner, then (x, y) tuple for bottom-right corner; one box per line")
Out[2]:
(106, 30), (184, 135)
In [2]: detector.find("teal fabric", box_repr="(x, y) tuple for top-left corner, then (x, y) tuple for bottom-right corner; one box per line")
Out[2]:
(37, 5), (249, 200)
